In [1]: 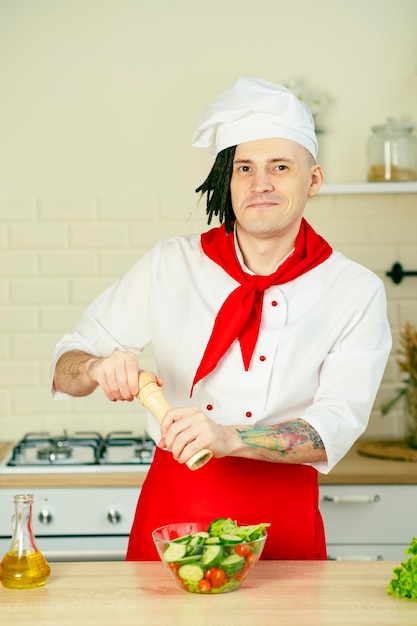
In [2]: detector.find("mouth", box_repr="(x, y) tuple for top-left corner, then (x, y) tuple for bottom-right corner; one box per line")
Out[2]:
(245, 201), (278, 209)
(244, 195), (281, 210)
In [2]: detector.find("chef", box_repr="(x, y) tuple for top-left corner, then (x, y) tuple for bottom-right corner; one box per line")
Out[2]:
(51, 77), (392, 560)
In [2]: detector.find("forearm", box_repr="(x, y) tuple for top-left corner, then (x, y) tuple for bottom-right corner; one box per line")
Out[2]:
(228, 419), (327, 465)
(159, 407), (327, 467)
(53, 350), (100, 397)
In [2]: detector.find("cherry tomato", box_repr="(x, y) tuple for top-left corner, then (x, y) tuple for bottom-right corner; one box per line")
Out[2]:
(204, 568), (215, 580)
(246, 552), (258, 566)
(238, 566), (251, 582)
(197, 579), (212, 593)
(210, 568), (227, 588)
(168, 562), (181, 571)
(234, 543), (251, 557)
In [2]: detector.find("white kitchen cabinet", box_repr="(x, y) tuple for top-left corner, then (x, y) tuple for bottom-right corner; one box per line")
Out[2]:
(319, 484), (416, 561)
(0, 486), (140, 561)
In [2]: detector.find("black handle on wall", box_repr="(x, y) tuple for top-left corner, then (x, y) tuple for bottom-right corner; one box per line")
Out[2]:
(386, 262), (417, 284)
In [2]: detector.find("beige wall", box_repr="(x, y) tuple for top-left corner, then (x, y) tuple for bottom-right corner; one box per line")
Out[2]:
(0, 0), (416, 441)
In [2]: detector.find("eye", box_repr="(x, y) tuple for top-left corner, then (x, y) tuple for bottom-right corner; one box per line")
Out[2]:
(274, 164), (288, 171)
(237, 165), (251, 172)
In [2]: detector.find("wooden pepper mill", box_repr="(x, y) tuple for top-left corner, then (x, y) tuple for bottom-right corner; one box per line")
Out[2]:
(137, 371), (213, 471)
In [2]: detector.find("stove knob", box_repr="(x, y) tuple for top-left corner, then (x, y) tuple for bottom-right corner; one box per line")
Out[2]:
(38, 509), (53, 525)
(107, 508), (122, 525)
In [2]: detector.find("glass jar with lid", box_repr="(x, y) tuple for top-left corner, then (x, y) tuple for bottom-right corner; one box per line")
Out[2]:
(367, 117), (417, 182)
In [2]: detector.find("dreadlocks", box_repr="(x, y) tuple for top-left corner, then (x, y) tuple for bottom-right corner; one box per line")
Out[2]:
(195, 145), (236, 234)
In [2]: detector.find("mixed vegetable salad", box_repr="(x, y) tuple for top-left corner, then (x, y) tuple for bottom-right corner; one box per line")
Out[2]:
(159, 518), (270, 594)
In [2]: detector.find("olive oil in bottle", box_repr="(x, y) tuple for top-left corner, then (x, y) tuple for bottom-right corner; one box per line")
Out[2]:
(0, 494), (51, 589)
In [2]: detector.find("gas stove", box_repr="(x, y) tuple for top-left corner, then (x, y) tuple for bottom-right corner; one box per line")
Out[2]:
(0, 430), (155, 474)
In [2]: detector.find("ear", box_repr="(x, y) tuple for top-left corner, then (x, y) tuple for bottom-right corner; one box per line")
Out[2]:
(307, 164), (324, 197)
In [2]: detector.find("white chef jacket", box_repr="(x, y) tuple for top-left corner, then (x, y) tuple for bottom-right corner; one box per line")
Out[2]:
(51, 231), (392, 474)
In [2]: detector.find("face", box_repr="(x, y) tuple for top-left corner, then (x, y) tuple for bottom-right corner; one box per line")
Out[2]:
(230, 137), (323, 242)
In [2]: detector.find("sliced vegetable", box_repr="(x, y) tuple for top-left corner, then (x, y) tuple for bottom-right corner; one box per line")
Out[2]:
(163, 542), (187, 563)
(173, 533), (194, 543)
(186, 535), (205, 557)
(200, 545), (223, 568)
(192, 531), (210, 539)
(174, 554), (203, 564)
(178, 564), (205, 584)
(205, 536), (221, 544)
(218, 553), (246, 576)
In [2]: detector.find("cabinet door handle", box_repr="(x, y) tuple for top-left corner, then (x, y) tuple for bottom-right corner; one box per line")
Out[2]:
(323, 494), (381, 504)
(328, 555), (384, 561)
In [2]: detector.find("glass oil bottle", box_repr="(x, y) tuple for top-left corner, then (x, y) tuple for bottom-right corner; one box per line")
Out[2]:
(0, 493), (51, 589)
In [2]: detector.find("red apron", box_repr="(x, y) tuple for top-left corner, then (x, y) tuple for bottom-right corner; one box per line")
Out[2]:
(126, 447), (327, 561)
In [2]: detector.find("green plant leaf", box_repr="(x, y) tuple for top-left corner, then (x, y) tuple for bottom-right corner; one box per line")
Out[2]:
(381, 387), (409, 416)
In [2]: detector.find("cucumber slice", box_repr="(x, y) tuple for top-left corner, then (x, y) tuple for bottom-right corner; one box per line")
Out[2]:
(219, 553), (245, 576)
(178, 564), (205, 583)
(191, 531), (210, 539)
(186, 543), (204, 557)
(163, 542), (187, 563)
(219, 533), (243, 544)
(189, 535), (206, 547)
(200, 545), (223, 568)
(204, 536), (221, 544)
(173, 533), (193, 543)
(175, 554), (202, 564)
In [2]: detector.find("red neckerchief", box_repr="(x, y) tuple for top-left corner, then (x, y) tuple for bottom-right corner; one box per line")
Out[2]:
(191, 218), (332, 395)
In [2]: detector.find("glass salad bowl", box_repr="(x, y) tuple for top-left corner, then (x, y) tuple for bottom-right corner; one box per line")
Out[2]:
(152, 518), (269, 594)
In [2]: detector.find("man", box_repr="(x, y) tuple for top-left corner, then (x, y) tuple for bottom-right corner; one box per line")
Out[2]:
(51, 77), (392, 560)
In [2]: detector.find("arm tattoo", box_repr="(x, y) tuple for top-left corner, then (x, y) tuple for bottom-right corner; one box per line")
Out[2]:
(236, 419), (324, 456)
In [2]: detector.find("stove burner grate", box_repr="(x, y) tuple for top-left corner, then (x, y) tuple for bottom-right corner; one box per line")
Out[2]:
(6, 430), (156, 467)
(37, 444), (73, 462)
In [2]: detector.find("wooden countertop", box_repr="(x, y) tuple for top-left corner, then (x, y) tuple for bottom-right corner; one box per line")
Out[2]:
(0, 561), (415, 625)
(319, 439), (417, 485)
(1, 439), (417, 488)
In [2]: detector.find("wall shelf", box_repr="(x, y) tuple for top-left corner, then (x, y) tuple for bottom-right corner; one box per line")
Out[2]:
(320, 182), (417, 195)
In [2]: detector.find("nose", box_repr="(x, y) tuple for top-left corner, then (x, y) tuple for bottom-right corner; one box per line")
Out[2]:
(251, 169), (274, 193)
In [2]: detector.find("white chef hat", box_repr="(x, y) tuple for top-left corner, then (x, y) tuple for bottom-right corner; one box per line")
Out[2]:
(192, 77), (318, 160)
